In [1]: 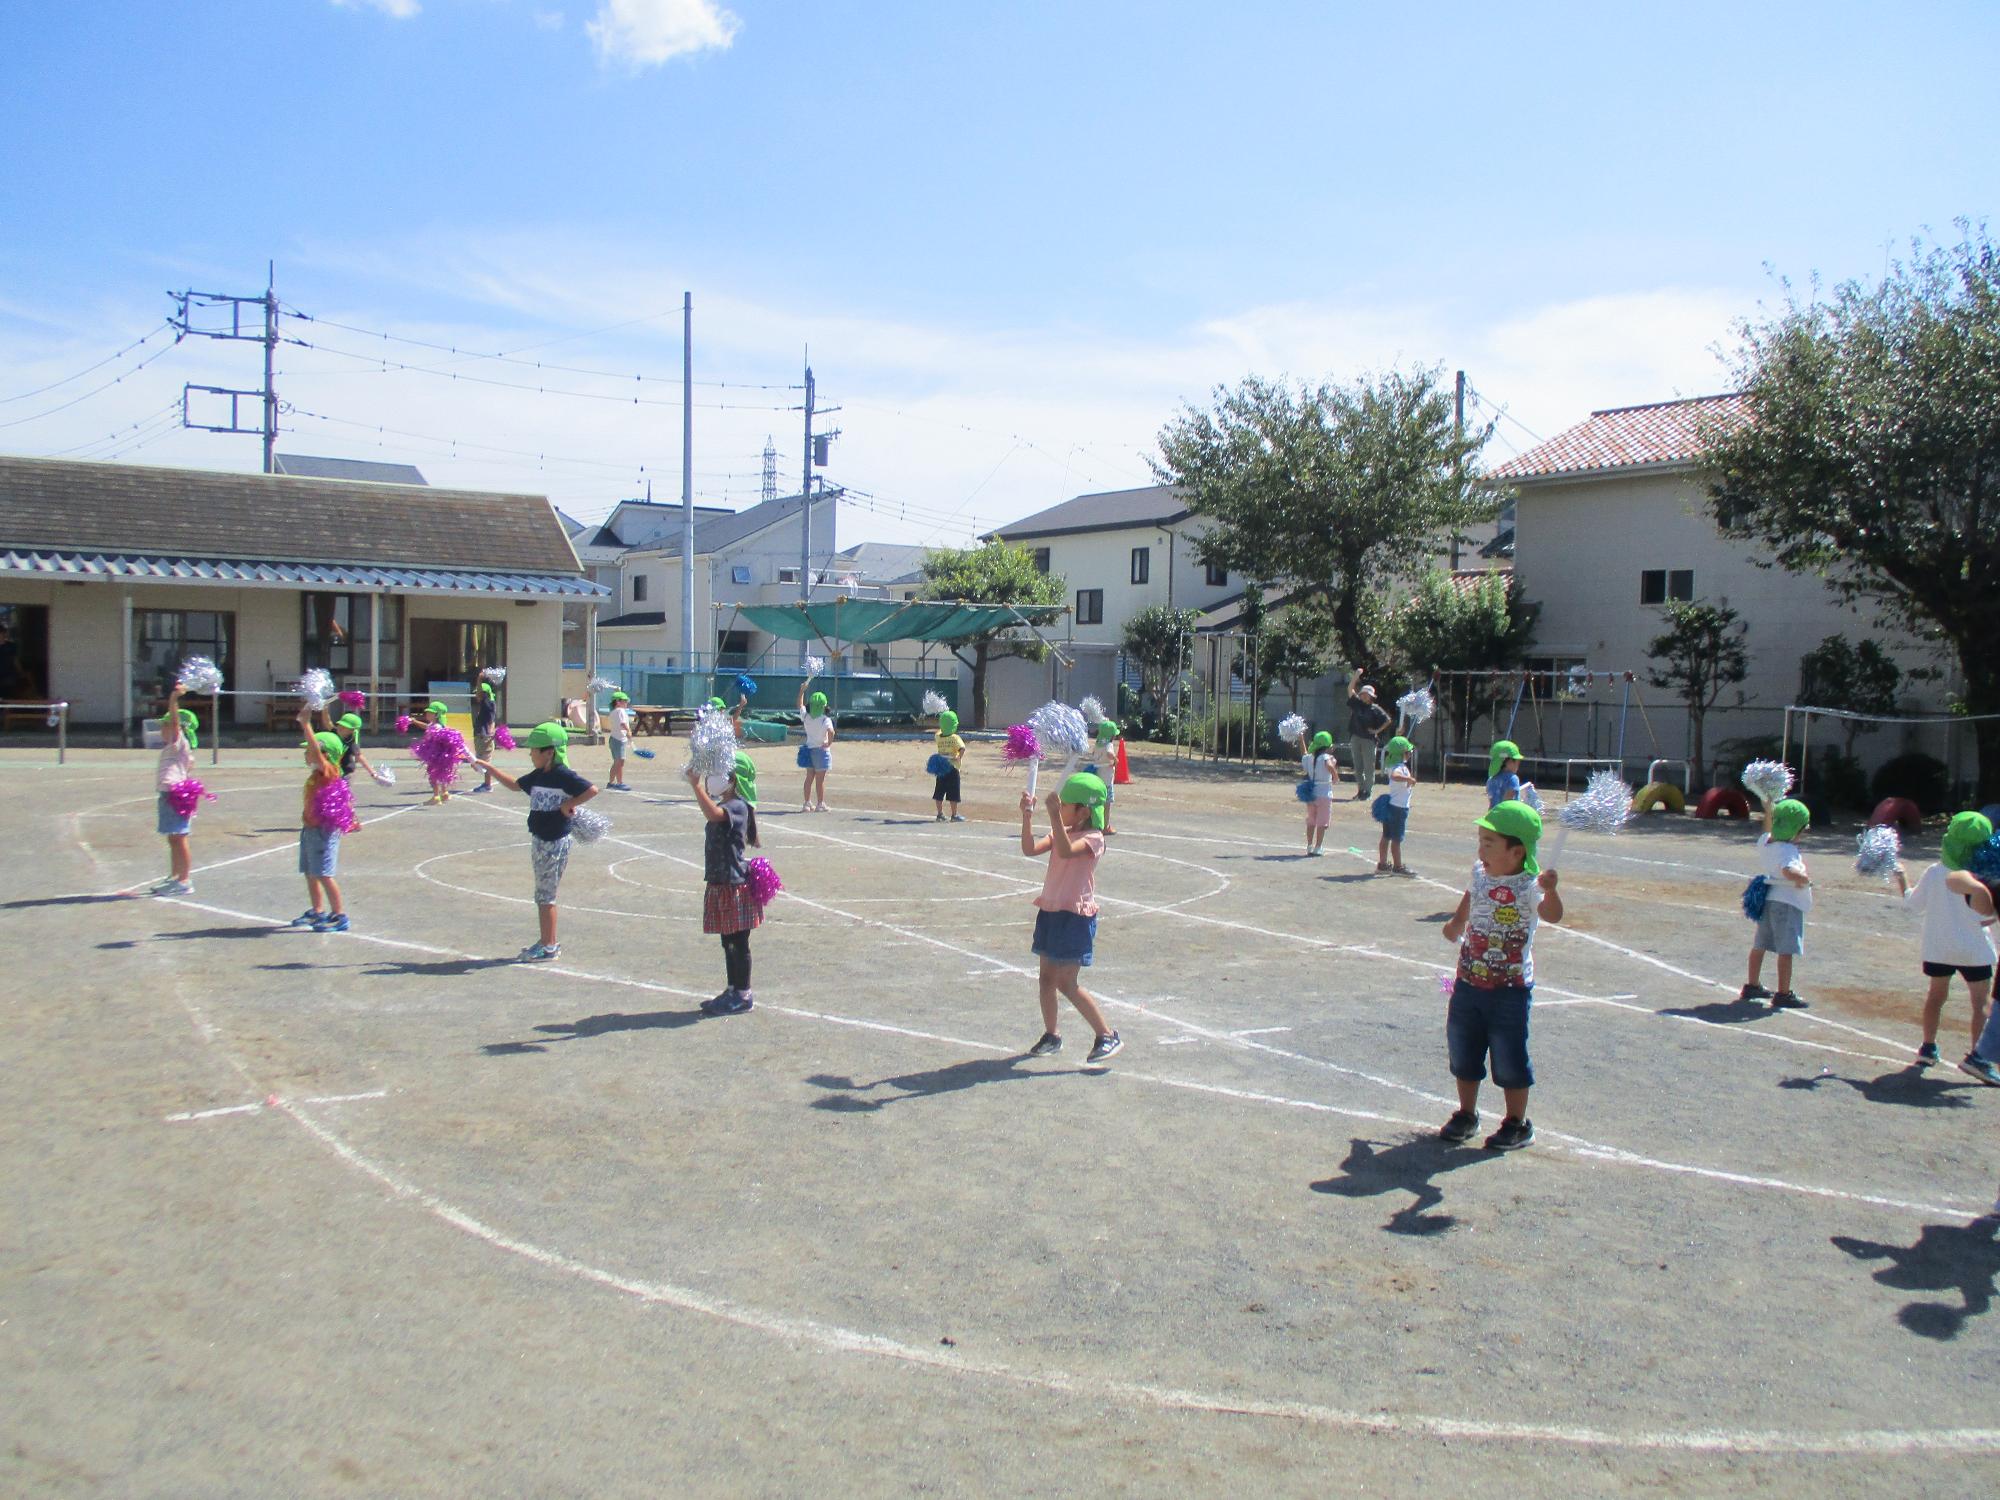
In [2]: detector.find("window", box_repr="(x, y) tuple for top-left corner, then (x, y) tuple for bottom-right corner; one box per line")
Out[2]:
(1130, 546), (1150, 585)
(632, 575), (649, 603)
(730, 565), (752, 585)
(861, 646), (883, 668)
(1031, 548), (1051, 575)
(135, 609), (236, 703)
(1639, 569), (1694, 605)
(1076, 589), (1104, 625)
(302, 593), (403, 676)
(777, 567), (801, 584)
(1205, 562), (1228, 587)
(716, 629), (753, 668)
(408, 619), (506, 697)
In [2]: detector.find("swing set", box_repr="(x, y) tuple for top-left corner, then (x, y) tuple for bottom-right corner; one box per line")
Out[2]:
(1414, 666), (1688, 797)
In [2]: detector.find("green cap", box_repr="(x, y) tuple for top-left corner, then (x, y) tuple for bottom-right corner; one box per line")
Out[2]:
(808, 691), (828, 714)
(1477, 800), (1544, 874)
(525, 721), (570, 766)
(609, 690), (630, 703)
(1309, 730), (1333, 753)
(426, 701), (449, 718)
(1058, 770), (1109, 831)
(1098, 720), (1120, 741)
(1942, 810), (1994, 871)
(302, 731), (345, 761)
(160, 706), (199, 749)
(708, 696), (727, 711)
(937, 709), (959, 737)
(1383, 735), (1413, 767)
(479, 680), (496, 698)
(1770, 798), (1811, 843)
(336, 713), (364, 733)
(731, 750), (758, 806)
(1489, 740), (1522, 780)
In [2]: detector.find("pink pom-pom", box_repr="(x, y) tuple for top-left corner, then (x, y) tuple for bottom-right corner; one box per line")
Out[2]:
(337, 690), (367, 709)
(412, 723), (471, 786)
(745, 856), (783, 908)
(1002, 723), (1042, 763)
(493, 722), (517, 751)
(310, 776), (361, 833)
(163, 778), (215, 818)
(1436, 972), (1456, 997)
(395, 714), (414, 736)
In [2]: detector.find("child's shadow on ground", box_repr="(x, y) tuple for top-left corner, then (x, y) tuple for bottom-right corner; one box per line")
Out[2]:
(807, 1055), (1086, 1112)
(101, 926), (272, 948)
(1310, 1135), (1503, 1235)
(1832, 1215), (2000, 1339)
(1657, 997), (1771, 1025)
(483, 1007), (705, 1054)
(1779, 1067), (1975, 1109)
(3, 893), (136, 910)
(1320, 873), (1380, 885)
(369, 957), (518, 978)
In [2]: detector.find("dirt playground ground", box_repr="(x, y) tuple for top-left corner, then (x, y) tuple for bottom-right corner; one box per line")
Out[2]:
(4, 736), (1998, 1496)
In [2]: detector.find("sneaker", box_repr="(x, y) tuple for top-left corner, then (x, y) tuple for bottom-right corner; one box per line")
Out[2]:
(1959, 1053), (2000, 1087)
(815, 802), (831, 812)
(1439, 1109), (1479, 1144)
(1769, 991), (1808, 1010)
(935, 812), (947, 822)
(470, 783), (492, 794)
(1393, 866), (1415, 877)
(312, 913), (350, 933)
(1375, 862), (1391, 874)
(710, 989), (754, 1015)
(1027, 1032), (1063, 1057)
(1739, 983), (1773, 1002)
(950, 814), (966, 823)
(1916, 1041), (1941, 1066)
(516, 942), (558, 962)
(700, 987), (735, 1014)
(1085, 1031), (1124, 1063)
(289, 909), (324, 928)
(153, 880), (193, 898)
(1484, 1116), (1535, 1152)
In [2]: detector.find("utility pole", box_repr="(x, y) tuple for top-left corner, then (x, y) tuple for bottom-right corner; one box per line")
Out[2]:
(172, 264), (280, 472)
(800, 359), (814, 609)
(681, 293), (697, 695)
(1450, 368), (1466, 572)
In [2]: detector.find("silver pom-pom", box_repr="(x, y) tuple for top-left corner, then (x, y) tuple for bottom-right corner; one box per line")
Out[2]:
(588, 676), (617, 693)
(569, 807), (611, 844)
(1559, 770), (1634, 835)
(369, 765), (395, 787)
(1278, 713), (1308, 745)
(804, 654), (826, 680)
(921, 689), (948, 717)
(298, 667), (335, 710)
(1396, 687), (1435, 727)
(1854, 824), (1901, 881)
(1741, 759), (1794, 804)
(1520, 781), (1544, 813)
(1029, 701), (1091, 757)
(177, 655), (224, 696)
(481, 666), (507, 684)
(1078, 695), (1106, 726)
(686, 705), (739, 779)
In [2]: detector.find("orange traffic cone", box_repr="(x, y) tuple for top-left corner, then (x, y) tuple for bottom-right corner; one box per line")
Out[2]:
(1113, 736), (1132, 785)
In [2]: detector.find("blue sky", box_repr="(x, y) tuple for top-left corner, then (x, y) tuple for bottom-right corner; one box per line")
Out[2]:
(2, 0), (1995, 545)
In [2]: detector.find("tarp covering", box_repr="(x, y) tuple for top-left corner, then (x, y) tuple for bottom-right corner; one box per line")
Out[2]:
(733, 599), (1065, 645)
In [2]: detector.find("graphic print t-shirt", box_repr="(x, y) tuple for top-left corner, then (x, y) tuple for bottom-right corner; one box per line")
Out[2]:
(519, 765), (592, 841)
(1456, 863), (1539, 989)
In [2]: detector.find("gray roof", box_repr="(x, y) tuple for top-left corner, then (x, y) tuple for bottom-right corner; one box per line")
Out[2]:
(986, 483), (1186, 542)
(628, 492), (811, 560)
(0, 456), (586, 577)
(831, 542), (929, 585)
(273, 453), (428, 485)
(0, 549), (606, 598)
(590, 498), (734, 550)
(598, 610), (666, 629)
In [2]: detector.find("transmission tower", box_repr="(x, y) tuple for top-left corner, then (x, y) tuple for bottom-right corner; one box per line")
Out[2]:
(761, 436), (778, 503)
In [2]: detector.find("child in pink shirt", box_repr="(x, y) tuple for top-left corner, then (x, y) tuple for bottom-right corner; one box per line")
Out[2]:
(1019, 771), (1122, 1063)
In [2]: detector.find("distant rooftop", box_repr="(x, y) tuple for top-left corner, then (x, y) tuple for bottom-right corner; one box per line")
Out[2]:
(272, 453), (428, 486)
(1491, 395), (1747, 483)
(986, 483), (1186, 542)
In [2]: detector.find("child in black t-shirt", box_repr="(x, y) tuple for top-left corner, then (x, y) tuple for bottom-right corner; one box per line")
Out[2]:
(688, 752), (761, 1014)
(472, 721), (597, 962)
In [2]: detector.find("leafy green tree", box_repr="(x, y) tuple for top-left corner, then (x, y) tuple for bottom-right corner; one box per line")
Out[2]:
(1121, 604), (1202, 712)
(917, 541), (1066, 729)
(1701, 225), (2000, 797)
(1798, 635), (1904, 755)
(1154, 368), (1502, 673)
(1389, 570), (1539, 748)
(1647, 600), (1749, 789)
(1257, 601), (1336, 713)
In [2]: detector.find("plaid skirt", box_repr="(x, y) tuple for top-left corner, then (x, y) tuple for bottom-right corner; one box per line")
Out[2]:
(703, 880), (763, 935)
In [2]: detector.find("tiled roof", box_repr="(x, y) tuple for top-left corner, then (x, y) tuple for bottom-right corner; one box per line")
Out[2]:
(1491, 394), (1747, 482)
(986, 484), (1187, 541)
(0, 456), (585, 575)
(0, 549), (607, 597)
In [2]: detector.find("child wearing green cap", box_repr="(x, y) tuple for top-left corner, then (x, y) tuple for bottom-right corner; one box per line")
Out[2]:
(689, 752), (762, 1014)
(413, 701), (454, 804)
(1486, 741), (1524, 808)
(1439, 800), (1563, 1151)
(1084, 718), (1121, 837)
(797, 683), (836, 811)
(932, 708), (966, 822)
(1373, 735), (1417, 874)
(605, 691), (633, 790)
(472, 678), (499, 792)
(1742, 797), (1813, 1009)
(150, 684), (199, 897)
(315, 706), (379, 783)
(1302, 730), (1338, 855)
(1019, 773), (1122, 1063)
(472, 723), (598, 961)
(291, 703), (351, 932)
(1892, 811), (1997, 1068)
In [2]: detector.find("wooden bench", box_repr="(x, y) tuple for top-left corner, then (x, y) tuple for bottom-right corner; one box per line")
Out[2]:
(628, 705), (701, 737)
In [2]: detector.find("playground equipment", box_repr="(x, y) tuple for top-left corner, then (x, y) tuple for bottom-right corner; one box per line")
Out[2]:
(1422, 666), (1667, 792)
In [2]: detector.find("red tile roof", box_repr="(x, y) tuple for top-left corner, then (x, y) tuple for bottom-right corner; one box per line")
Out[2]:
(1490, 394), (1747, 482)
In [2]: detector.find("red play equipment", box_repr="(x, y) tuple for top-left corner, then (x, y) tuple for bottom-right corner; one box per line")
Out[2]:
(1868, 797), (1921, 834)
(1693, 786), (1752, 820)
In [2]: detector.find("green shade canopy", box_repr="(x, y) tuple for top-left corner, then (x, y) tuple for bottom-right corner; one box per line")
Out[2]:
(733, 599), (1066, 644)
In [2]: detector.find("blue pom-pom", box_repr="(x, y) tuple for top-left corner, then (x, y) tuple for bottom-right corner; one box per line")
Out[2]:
(1294, 779), (1315, 804)
(632, 746), (656, 759)
(796, 743), (813, 769)
(1741, 875), (1770, 922)
(735, 674), (758, 698)
(1371, 793), (1392, 824)
(926, 753), (952, 777)
(1970, 833), (2000, 881)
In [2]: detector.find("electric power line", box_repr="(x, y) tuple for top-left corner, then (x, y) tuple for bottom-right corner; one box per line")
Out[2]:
(0, 321), (175, 405)
(0, 337), (184, 432)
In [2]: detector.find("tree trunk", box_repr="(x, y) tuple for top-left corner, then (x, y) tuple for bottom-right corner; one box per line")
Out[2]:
(971, 643), (991, 730)
(1689, 705), (1707, 793)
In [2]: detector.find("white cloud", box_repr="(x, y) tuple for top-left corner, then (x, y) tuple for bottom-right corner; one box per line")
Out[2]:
(331, 0), (421, 18)
(586, 0), (739, 67)
(533, 8), (566, 30)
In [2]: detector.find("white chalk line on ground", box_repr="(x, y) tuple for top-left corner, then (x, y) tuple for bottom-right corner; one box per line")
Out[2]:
(165, 1089), (387, 1123)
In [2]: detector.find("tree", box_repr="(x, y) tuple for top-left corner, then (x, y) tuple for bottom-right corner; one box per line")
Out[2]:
(1647, 600), (1748, 789)
(1154, 368), (1502, 673)
(1388, 569), (1539, 749)
(1121, 605), (1201, 712)
(917, 541), (1066, 729)
(1700, 225), (2000, 798)
(1798, 634), (1903, 755)
(1257, 601), (1336, 713)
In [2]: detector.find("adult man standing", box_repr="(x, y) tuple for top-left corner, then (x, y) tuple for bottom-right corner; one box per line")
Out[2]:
(1347, 677), (1391, 800)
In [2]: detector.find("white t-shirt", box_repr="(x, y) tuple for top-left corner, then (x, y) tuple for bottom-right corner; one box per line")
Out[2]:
(157, 739), (193, 790)
(1904, 863), (1997, 968)
(803, 712), (833, 748)
(1302, 750), (1335, 795)
(610, 705), (632, 739)
(1388, 764), (1416, 809)
(1758, 834), (1812, 912)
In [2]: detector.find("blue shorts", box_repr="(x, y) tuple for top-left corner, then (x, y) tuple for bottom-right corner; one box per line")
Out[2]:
(798, 744), (832, 771)
(608, 736), (629, 761)
(157, 793), (192, 837)
(1447, 980), (1534, 1090)
(299, 824), (343, 878)
(1032, 909), (1097, 967)
(1083, 763), (1114, 805)
(1753, 901), (1806, 957)
(1379, 803), (1409, 842)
